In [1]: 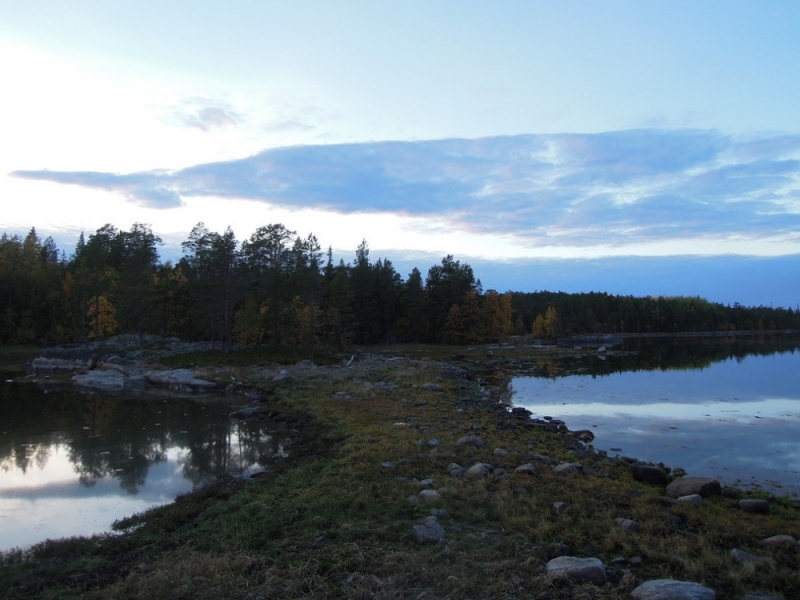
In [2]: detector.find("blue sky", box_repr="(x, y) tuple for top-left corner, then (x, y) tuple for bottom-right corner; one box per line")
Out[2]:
(2, 1), (799, 307)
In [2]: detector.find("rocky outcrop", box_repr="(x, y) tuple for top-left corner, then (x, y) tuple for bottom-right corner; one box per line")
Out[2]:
(631, 579), (715, 599)
(144, 369), (217, 391)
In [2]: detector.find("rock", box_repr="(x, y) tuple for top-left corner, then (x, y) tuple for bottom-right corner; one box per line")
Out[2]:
(417, 478), (435, 487)
(419, 489), (441, 503)
(665, 477), (721, 498)
(758, 534), (797, 550)
(465, 463), (492, 478)
(144, 369), (217, 391)
(332, 391), (353, 400)
(571, 429), (595, 443)
(427, 438), (439, 447)
(615, 517), (641, 533)
(272, 369), (294, 384)
(457, 435), (485, 448)
(429, 508), (450, 519)
(410, 517), (445, 544)
(295, 360), (316, 368)
(631, 579), (715, 599)
(630, 463), (670, 486)
(677, 494), (704, 506)
(381, 461), (395, 469)
(493, 447), (509, 457)
(514, 463), (537, 476)
(420, 382), (443, 392)
(553, 502), (568, 513)
(553, 462), (581, 476)
(739, 499), (769, 514)
(545, 556), (607, 585)
(446, 463), (464, 476)
(730, 549), (771, 567)
(72, 369), (126, 390)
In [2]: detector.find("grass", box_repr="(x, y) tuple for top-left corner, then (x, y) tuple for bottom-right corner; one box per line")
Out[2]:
(0, 345), (41, 373)
(1, 343), (799, 599)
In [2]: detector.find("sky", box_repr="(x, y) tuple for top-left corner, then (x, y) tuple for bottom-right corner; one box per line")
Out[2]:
(2, 1), (799, 307)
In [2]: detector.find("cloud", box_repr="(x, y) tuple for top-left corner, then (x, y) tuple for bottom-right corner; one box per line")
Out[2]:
(165, 98), (243, 131)
(11, 129), (800, 246)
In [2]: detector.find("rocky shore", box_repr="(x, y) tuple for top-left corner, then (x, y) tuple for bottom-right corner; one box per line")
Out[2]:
(5, 338), (798, 599)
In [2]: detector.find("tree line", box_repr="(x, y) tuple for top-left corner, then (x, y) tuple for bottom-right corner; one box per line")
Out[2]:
(1, 224), (797, 351)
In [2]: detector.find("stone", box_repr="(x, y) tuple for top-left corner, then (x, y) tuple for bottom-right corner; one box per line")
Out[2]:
(630, 463), (670, 486)
(545, 556), (607, 585)
(730, 548), (771, 567)
(553, 462), (581, 476)
(465, 463), (492, 477)
(514, 463), (537, 476)
(457, 435), (486, 448)
(631, 579), (715, 599)
(739, 499), (769, 514)
(571, 429), (595, 443)
(420, 382), (443, 392)
(144, 369), (217, 391)
(493, 447), (509, 457)
(758, 534), (797, 550)
(615, 517), (641, 533)
(553, 502), (568, 513)
(72, 369), (126, 390)
(665, 477), (721, 498)
(272, 369), (294, 384)
(677, 494), (704, 506)
(419, 489), (441, 503)
(410, 517), (445, 544)
(417, 478), (435, 487)
(446, 462), (464, 475)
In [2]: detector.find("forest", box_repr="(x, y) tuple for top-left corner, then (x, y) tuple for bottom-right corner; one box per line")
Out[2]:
(1, 223), (798, 351)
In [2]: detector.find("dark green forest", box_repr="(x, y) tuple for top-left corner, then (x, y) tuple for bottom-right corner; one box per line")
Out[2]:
(1, 224), (798, 350)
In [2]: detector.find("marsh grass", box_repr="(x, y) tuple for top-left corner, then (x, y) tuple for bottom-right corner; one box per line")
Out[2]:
(2, 346), (799, 599)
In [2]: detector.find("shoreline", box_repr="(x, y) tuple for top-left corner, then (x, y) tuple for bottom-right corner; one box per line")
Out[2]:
(2, 341), (800, 598)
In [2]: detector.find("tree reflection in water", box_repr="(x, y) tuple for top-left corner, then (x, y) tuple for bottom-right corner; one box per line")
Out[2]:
(0, 383), (288, 494)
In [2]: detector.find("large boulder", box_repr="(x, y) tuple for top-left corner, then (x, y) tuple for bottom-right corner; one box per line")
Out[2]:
(631, 579), (715, 600)
(545, 556), (607, 585)
(665, 477), (721, 498)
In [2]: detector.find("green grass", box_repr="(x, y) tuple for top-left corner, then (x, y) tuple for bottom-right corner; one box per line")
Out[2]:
(0, 345), (41, 373)
(2, 345), (799, 599)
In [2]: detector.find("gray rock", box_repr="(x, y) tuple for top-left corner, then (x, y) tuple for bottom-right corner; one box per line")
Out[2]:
(144, 369), (217, 391)
(739, 499), (769, 514)
(465, 463), (492, 477)
(493, 447), (509, 457)
(571, 429), (595, 443)
(553, 462), (581, 476)
(758, 534), (797, 549)
(631, 579), (715, 599)
(665, 477), (721, 498)
(514, 463), (537, 476)
(429, 508), (450, 519)
(295, 360), (316, 368)
(446, 462), (464, 475)
(410, 516), (445, 544)
(72, 369), (126, 390)
(631, 463), (670, 486)
(272, 369), (294, 384)
(615, 517), (641, 533)
(417, 478), (435, 487)
(730, 548), (771, 566)
(381, 461), (395, 469)
(419, 489), (441, 503)
(677, 494), (704, 506)
(420, 382), (443, 392)
(553, 502), (568, 513)
(457, 435), (486, 448)
(545, 556), (607, 585)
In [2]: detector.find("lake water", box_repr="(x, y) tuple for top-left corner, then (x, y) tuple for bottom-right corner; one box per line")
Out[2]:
(511, 335), (800, 497)
(0, 380), (288, 552)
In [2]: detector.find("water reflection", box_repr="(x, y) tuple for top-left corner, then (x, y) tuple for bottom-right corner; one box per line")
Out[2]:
(512, 335), (800, 497)
(0, 383), (288, 550)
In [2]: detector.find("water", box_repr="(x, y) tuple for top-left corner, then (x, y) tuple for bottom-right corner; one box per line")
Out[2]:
(0, 381), (288, 551)
(511, 335), (800, 496)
